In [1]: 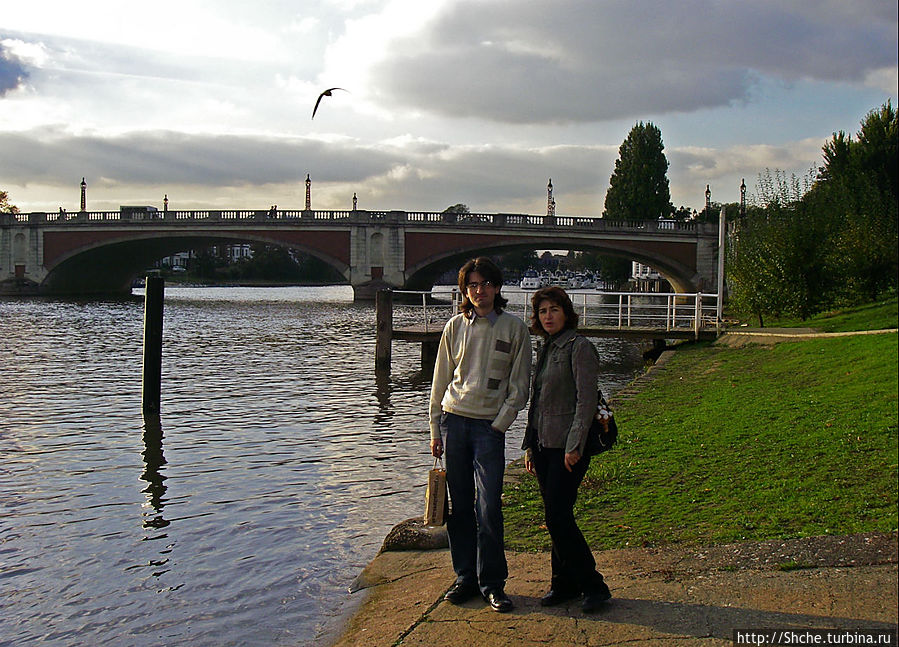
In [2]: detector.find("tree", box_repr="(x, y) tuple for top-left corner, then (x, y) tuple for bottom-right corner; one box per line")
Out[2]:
(498, 249), (538, 275)
(812, 101), (898, 304)
(727, 103), (898, 323)
(855, 101), (898, 202)
(728, 169), (834, 322)
(1, 190), (19, 214)
(603, 122), (673, 221)
(442, 203), (470, 214)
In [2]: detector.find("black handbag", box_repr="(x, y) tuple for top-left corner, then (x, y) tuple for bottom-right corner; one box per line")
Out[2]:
(584, 390), (618, 456)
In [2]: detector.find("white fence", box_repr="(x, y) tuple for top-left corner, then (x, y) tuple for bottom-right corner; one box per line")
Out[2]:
(391, 289), (721, 337)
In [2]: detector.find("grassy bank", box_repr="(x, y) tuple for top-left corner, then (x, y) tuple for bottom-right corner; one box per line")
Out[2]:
(503, 331), (898, 552)
(730, 295), (897, 332)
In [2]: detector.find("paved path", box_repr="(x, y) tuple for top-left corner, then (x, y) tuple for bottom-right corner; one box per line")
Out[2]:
(715, 328), (897, 346)
(330, 532), (897, 646)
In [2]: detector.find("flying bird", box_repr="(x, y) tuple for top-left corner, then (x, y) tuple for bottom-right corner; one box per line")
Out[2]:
(312, 87), (347, 120)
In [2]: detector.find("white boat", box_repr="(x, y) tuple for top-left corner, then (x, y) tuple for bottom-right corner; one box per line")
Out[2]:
(519, 269), (540, 289)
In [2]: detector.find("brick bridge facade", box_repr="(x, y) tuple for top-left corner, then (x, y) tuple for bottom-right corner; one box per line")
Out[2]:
(1, 209), (723, 298)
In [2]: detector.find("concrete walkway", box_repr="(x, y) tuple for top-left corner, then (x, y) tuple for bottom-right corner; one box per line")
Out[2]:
(330, 532), (897, 646)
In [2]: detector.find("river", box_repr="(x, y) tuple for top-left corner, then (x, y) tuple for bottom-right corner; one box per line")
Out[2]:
(0, 286), (645, 646)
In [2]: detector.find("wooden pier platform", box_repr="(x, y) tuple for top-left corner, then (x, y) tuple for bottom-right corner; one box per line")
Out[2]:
(376, 289), (720, 372)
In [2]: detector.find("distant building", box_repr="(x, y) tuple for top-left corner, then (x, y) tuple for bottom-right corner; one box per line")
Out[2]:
(631, 261), (660, 280)
(157, 244), (252, 270)
(631, 261), (671, 293)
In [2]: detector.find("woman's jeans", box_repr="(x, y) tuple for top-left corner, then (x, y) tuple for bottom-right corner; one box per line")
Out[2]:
(532, 445), (608, 595)
(441, 412), (508, 595)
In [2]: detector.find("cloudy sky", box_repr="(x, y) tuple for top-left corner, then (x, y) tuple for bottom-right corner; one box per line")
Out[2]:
(1, 0), (896, 215)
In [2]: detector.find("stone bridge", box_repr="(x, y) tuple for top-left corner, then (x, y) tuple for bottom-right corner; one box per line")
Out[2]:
(1, 209), (722, 299)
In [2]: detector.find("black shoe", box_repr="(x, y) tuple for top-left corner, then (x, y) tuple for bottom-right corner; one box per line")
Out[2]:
(540, 589), (580, 607)
(581, 589), (611, 613)
(485, 589), (513, 613)
(444, 581), (480, 604)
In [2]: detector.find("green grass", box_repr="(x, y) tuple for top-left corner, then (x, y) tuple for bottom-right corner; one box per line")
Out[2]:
(728, 296), (898, 332)
(503, 332), (899, 552)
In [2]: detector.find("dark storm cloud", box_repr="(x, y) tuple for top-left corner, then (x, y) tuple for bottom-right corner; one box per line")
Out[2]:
(0, 42), (29, 96)
(0, 128), (402, 186)
(370, 0), (897, 124)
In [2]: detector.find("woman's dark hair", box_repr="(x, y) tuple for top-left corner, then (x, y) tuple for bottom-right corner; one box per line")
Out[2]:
(530, 286), (579, 337)
(457, 256), (508, 315)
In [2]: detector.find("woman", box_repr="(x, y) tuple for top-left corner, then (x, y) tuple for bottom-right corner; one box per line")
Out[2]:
(522, 286), (612, 613)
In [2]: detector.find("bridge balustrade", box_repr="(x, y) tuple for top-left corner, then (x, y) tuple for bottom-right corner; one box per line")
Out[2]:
(6, 209), (712, 236)
(406, 212), (445, 223)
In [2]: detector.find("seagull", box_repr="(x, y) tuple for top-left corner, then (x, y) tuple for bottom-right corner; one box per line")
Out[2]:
(312, 87), (347, 119)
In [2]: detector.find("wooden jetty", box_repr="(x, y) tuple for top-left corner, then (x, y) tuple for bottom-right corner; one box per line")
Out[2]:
(375, 289), (721, 372)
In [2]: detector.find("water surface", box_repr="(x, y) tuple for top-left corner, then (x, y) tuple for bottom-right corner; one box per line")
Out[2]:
(0, 286), (644, 646)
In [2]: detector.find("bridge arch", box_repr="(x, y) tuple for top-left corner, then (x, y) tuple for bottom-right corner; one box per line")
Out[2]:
(404, 236), (701, 294)
(41, 231), (350, 294)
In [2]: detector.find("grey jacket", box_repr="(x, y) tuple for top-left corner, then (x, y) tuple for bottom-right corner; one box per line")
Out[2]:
(522, 329), (599, 456)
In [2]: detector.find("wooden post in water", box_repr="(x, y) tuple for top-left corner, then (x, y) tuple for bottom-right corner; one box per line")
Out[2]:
(421, 341), (438, 370)
(142, 273), (164, 415)
(375, 289), (393, 372)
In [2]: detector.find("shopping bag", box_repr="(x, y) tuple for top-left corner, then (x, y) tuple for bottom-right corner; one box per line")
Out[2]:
(423, 457), (448, 526)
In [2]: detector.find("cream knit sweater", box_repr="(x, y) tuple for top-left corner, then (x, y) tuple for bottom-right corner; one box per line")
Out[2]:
(428, 310), (532, 440)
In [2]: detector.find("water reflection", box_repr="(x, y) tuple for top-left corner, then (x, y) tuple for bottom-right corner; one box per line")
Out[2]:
(140, 413), (168, 530)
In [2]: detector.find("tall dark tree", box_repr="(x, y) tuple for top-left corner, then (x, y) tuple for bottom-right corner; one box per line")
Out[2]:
(813, 101), (898, 303)
(603, 122), (673, 221)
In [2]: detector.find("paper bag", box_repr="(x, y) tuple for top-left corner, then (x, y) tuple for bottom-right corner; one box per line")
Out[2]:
(423, 458), (448, 526)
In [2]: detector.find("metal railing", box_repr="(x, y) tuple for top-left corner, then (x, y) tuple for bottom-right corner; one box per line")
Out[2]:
(392, 289), (720, 337)
(391, 289), (461, 333)
(520, 290), (720, 336)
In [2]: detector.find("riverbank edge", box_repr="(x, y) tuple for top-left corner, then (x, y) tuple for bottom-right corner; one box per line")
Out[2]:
(319, 341), (680, 646)
(325, 328), (899, 647)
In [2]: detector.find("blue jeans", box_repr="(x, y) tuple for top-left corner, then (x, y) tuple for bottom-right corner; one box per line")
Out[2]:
(440, 412), (508, 594)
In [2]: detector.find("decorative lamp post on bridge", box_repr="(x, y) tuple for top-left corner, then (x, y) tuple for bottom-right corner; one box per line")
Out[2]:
(546, 178), (555, 223)
(740, 179), (746, 218)
(80, 178), (87, 212)
(305, 174), (312, 211)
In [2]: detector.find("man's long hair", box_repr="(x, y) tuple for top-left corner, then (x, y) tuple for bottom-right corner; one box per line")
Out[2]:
(457, 256), (508, 316)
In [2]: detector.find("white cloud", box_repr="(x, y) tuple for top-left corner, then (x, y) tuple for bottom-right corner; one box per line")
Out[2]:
(864, 66), (899, 95)
(1, 0), (895, 217)
(364, 0), (897, 123)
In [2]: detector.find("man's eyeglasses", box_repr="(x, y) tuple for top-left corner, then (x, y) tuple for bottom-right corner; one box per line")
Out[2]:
(465, 280), (493, 291)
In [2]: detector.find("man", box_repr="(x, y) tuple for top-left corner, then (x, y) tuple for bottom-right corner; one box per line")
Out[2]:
(429, 257), (532, 613)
